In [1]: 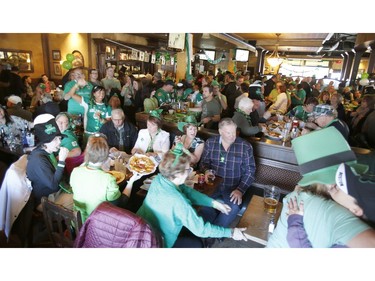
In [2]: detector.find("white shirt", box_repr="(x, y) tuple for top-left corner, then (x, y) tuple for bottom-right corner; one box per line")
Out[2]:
(132, 129), (170, 159)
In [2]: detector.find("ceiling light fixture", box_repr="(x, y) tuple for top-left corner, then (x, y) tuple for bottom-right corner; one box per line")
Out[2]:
(267, 33), (284, 67)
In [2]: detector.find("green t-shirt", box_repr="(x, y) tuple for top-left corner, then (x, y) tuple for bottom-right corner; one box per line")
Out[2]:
(82, 100), (112, 133)
(64, 81), (93, 115)
(60, 129), (79, 151)
(155, 88), (171, 106)
(291, 89), (306, 106)
(287, 105), (310, 122)
(267, 191), (371, 248)
(268, 89), (279, 103)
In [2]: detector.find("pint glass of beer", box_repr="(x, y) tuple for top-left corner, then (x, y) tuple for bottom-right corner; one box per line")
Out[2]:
(205, 169), (216, 185)
(263, 185), (280, 213)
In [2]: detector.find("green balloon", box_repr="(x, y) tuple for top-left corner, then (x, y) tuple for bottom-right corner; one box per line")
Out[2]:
(62, 60), (72, 70)
(361, 73), (369, 79)
(66, 53), (75, 62)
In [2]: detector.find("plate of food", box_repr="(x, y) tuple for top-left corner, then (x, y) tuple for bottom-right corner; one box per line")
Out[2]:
(107, 170), (126, 184)
(128, 154), (158, 175)
(264, 131), (283, 141)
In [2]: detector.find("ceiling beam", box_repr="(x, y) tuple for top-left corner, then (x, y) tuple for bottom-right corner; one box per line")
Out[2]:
(210, 33), (257, 53)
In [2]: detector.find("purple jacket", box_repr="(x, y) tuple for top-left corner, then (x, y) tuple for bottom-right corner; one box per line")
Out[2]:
(287, 214), (347, 248)
(74, 202), (161, 248)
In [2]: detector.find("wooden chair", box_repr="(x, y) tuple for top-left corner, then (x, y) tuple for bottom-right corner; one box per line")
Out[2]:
(41, 197), (82, 248)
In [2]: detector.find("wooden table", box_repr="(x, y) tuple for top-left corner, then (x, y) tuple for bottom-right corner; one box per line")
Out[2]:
(237, 195), (282, 246)
(136, 175), (222, 198)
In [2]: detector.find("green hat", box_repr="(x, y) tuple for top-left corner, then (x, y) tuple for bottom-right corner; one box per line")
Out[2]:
(177, 115), (199, 132)
(149, 109), (163, 120)
(292, 127), (368, 186)
(211, 80), (220, 87)
(186, 74), (194, 81)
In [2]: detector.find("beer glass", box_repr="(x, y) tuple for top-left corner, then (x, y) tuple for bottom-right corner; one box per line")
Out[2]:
(205, 169), (216, 185)
(263, 185), (280, 213)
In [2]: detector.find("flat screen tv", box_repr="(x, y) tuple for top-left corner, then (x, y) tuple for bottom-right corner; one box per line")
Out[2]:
(235, 49), (249, 62)
(198, 50), (215, 61)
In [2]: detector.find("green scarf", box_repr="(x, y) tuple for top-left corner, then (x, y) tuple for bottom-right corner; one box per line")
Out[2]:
(236, 108), (253, 125)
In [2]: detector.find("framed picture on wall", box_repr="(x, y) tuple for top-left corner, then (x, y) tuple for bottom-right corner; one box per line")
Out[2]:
(52, 50), (61, 61)
(53, 62), (62, 76)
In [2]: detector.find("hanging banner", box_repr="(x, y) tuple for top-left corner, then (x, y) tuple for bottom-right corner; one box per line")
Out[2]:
(186, 33), (193, 76)
(151, 54), (156, 64)
(144, 52), (150, 62)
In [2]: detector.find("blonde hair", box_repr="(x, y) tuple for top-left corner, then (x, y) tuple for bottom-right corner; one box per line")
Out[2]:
(158, 151), (190, 180)
(84, 134), (109, 164)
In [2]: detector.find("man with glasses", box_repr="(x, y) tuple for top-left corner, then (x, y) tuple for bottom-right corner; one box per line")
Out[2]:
(99, 108), (138, 154)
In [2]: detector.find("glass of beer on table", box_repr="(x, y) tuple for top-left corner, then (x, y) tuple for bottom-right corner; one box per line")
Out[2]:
(263, 185), (280, 213)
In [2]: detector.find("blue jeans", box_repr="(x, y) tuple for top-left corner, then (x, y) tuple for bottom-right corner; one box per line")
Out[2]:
(199, 190), (242, 227)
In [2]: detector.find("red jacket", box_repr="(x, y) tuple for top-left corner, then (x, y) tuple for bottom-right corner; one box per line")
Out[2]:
(74, 202), (161, 248)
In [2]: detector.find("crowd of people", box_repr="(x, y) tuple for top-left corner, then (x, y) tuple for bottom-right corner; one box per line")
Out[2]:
(1, 63), (375, 248)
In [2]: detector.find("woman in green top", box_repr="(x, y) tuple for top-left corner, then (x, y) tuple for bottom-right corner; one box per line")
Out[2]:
(55, 112), (81, 158)
(136, 143), (249, 248)
(65, 85), (112, 147)
(70, 133), (141, 222)
(286, 97), (318, 122)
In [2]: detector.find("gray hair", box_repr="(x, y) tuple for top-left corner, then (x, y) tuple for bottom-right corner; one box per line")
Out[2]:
(238, 97), (254, 112)
(111, 108), (125, 119)
(218, 118), (237, 130)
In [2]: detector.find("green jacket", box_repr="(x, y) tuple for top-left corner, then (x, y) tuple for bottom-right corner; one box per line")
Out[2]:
(137, 174), (231, 247)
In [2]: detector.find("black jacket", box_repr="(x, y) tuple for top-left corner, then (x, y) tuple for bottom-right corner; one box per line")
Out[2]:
(99, 120), (138, 154)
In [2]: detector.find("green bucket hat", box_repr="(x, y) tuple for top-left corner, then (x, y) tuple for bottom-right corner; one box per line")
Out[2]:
(177, 115), (199, 132)
(291, 127), (368, 186)
(149, 109), (163, 120)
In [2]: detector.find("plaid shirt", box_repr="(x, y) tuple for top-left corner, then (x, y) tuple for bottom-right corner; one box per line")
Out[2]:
(199, 136), (256, 194)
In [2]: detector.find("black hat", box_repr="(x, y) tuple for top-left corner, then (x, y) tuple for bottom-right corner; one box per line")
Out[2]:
(336, 163), (375, 224)
(34, 114), (65, 145)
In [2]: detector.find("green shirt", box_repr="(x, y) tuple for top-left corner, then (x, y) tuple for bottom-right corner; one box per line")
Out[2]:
(291, 89), (306, 106)
(70, 166), (121, 222)
(64, 81), (93, 115)
(81, 100), (112, 133)
(136, 174), (231, 248)
(60, 129), (79, 151)
(287, 105), (310, 122)
(155, 88), (171, 106)
(267, 191), (371, 248)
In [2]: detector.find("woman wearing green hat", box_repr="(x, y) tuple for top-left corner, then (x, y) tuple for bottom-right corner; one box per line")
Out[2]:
(174, 115), (204, 167)
(131, 109), (170, 161)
